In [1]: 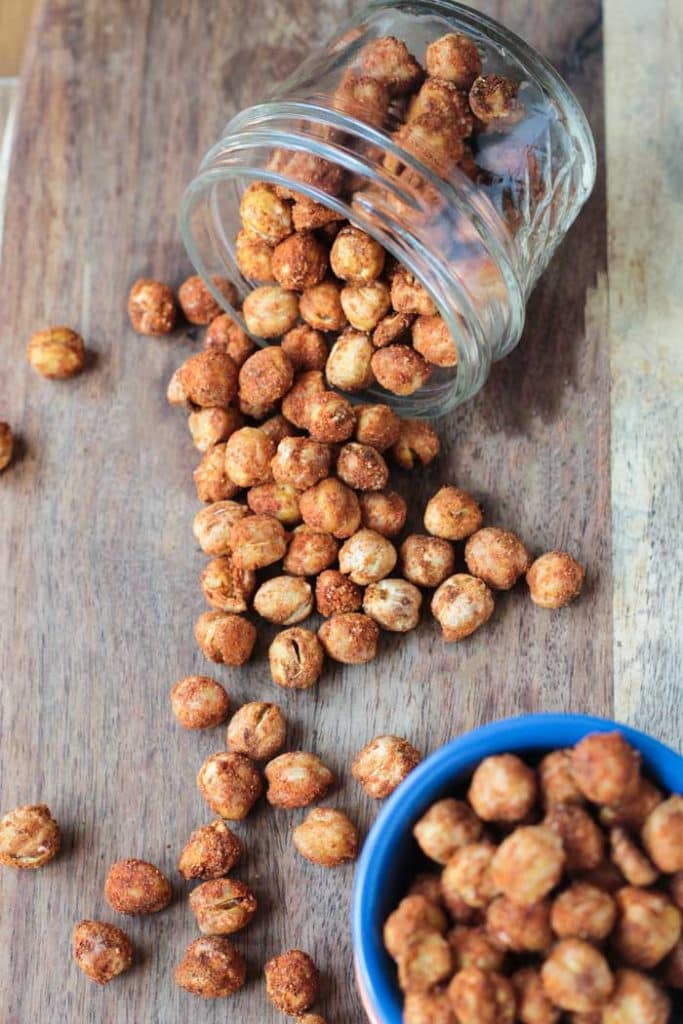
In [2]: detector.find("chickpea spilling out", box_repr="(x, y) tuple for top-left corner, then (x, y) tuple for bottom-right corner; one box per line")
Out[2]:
(385, 730), (681, 1022)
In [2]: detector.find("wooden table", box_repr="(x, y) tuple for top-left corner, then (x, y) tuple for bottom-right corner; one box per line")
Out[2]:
(0, 1), (680, 1021)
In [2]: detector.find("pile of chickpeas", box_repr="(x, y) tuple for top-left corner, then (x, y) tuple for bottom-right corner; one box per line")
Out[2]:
(383, 731), (683, 1024)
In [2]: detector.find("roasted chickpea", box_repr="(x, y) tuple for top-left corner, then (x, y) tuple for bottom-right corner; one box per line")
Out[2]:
(242, 285), (299, 338)
(550, 882), (616, 941)
(197, 751), (262, 820)
(614, 886), (681, 968)
(391, 418), (441, 470)
(354, 403), (401, 450)
(413, 799), (482, 865)
(407, 873), (445, 905)
(281, 369), (326, 429)
(260, 412), (297, 445)
(315, 569), (362, 617)
(178, 349), (239, 408)
(325, 330), (376, 391)
(642, 796), (683, 872)
(239, 347), (295, 410)
(329, 226), (385, 284)
(486, 896), (552, 953)
(424, 486), (482, 540)
(390, 266), (437, 316)
(442, 841), (499, 910)
(491, 826), (565, 906)
(408, 78), (474, 137)
(337, 442), (389, 492)
(265, 751), (334, 809)
(403, 990), (456, 1024)
(333, 69), (391, 127)
(425, 32), (482, 89)
(339, 529), (397, 584)
(307, 391), (357, 443)
(398, 931), (453, 993)
(512, 967), (561, 1024)
(264, 949), (319, 1014)
(104, 858), (171, 915)
(447, 967), (515, 1024)
(127, 278), (177, 335)
(170, 675), (230, 729)
(603, 969), (671, 1024)
(27, 326), (86, 379)
(272, 436), (331, 490)
(599, 778), (663, 830)
(194, 444), (239, 503)
(247, 482), (300, 525)
(281, 324), (328, 371)
(571, 732), (641, 806)
(543, 803), (604, 871)
(340, 281), (391, 332)
(293, 806), (360, 868)
(179, 275), (237, 325)
(300, 279), (347, 331)
(205, 313), (256, 365)
(193, 501), (249, 556)
(253, 576), (314, 625)
(0, 422), (13, 472)
(238, 393), (276, 419)
(194, 611), (257, 665)
(448, 926), (505, 972)
(371, 344), (431, 396)
(359, 35), (424, 95)
(318, 611), (380, 664)
(292, 195), (344, 231)
(609, 826), (658, 886)
(299, 478), (361, 538)
(270, 149), (344, 196)
(228, 514), (287, 569)
(412, 314), (458, 367)
(539, 749), (585, 808)
(189, 877), (257, 935)
(178, 820), (241, 881)
(469, 74), (520, 123)
(372, 310), (414, 348)
(235, 228), (274, 282)
(224, 427), (276, 489)
(283, 525), (339, 575)
(188, 407), (242, 452)
(363, 578), (422, 632)
(352, 735), (421, 798)
(541, 939), (614, 1013)
(359, 489), (407, 538)
(272, 231), (328, 291)
(468, 754), (537, 824)
(400, 535), (455, 588)
(72, 920), (134, 985)
(268, 627), (324, 690)
(464, 527), (531, 590)
(296, 1015), (328, 1024)
(432, 573), (494, 641)
(0, 804), (60, 869)
(239, 182), (293, 243)
(226, 701), (286, 762)
(527, 551), (585, 608)
(174, 936), (246, 998)
(384, 894), (448, 959)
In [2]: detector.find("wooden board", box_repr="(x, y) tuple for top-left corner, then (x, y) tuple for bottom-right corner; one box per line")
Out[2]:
(0, 0), (644, 1021)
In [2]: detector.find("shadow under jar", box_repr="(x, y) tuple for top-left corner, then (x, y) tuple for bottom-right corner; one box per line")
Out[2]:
(181, 0), (596, 418)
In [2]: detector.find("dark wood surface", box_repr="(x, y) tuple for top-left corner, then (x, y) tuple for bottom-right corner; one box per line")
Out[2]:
(0, 1), (609, 1020)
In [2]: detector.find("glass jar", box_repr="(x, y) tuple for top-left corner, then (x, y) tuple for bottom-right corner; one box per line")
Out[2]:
(181, 0), (595, 417)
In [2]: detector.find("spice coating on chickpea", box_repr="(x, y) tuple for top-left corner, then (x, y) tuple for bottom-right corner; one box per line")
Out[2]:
(359, 35), (423, 94)
(491, 826), (565, 906)
(272, 436), (331, 490)
(0, 422), (13, 472)
(299, 478), (361, 538)
(299, 279), (348, 331)
(403, 990), (456, 1024)
(541, 939), (614, 1013)
(194, 611), (257, 666)
(391, 418), (441, 470)
(265, 751), (334, 809)
(72, 920), (134, 985)
(200, 553), (256, 613)
(281, 324), (328, 371)
(306, 391), (357, 443)
(398, 931), (453, 993)
(599, 778), (663, 830)
(413, 799), (482, 865)
(188, 406), (242, 452)
(464, 527), (531, 590)
(487, 896), (553, 954)
(243, 285), (300, 338)
(281, 369), (326, 429)
(613, 886), (681, 968)
(336, 442), (388, 491)
(239, 348), (294, 412)
(178, 820), (241, 881)
(408, 78), (474, 137)
(441, 840), (500, 909)
(512, 967), (561, 1024)
(550, 882), (616, 941)
(543, 803), (604, 871)
(190, 877), (257, 935)
(333, 69), (391, 127)
(293, 807), (360, 867)
(240, 182), (293, 243)
(170, 675), (230, 729)
(447, 967), (516, 1024)
(390, 266), (437, 316)
(400, 534), (455, 588)
(264, 949), (319, 1014)
(424, 486), (483, 540)
(127, 278), (177, 335)
(178, 349), (239, 408)
(330, 226), (385, 284)
(205, 313), (256, 365)
(179, 275), (236, 325)
(227, 702), (286, 761)
(325, 330), (376, 391)
(603, 969), (671, 1024)
(0, 803), (60, 869)
(339, 528), (397, 584)
(642, 796), (683, 872)
(539, 749), (585, 808)
(468, 753), (538, 824)
(431, 573), (494, 641)
(292, 195), (344, 231)
(269, 627), (324, 690)
(373, 310), (414, 348)
(527, 551), (585, 609)
(412, 314), (458, 367)
(254, 576), (314, 625)
(384, 894), (448, 960)
(272, 231), (328, 291)
(469, 74), (520, 123)
(247, 482), (301, 525)
(364, 578), (422, 632)
(197, 751), (263, 820)
(315, 569), (362, 617)
(284, 525), (339, 576)
(194, 444), (239, 503)
(228, 514), (287, 570)
(174, 936), (246, 998)
(359, 489), (407, 538)
(571, 731), (641, 806)
(371, 344), (432, 396)
(425, 33), (482, 89)
(236, 228), (274, 282)
(27, 326), (86, 379)
(193, 501), (249, 556)
(104, 858), (171, 915)
(352, 735), (421, 798)
(318, 611), (379, 664)
(354, 403), (402, 450)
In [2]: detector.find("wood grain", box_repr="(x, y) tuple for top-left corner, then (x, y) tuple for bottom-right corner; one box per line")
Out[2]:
(0, 1), (610, 1021)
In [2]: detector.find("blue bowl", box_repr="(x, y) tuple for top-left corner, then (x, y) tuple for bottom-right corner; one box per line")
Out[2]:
(352, 713), (683, 1024)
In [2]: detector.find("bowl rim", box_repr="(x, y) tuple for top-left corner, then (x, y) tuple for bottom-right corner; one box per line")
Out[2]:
(351, 712), (683, 1024)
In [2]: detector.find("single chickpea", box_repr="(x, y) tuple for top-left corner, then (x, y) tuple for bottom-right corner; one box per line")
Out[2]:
(384, 894), (447, 960)
(205, 313), (256, 366)
(0, 804), (60, 869)
(272, 231), (328, 291)
(292, 195), (345, 231)
(299, 478), (361, 538)
(400, 535), (455, 588)
(371, 344), (432, 395)
(260, 412), (297, 445)
(447, 967), (515, 1024)
(363, 578), (422, 632)
(408, 79), (474, 138)
(325, 330), (376, 391)
(264, 950), (319, 1015)
(272, 436), (331, 490)
(352, 735), (421, 798)
(431, 573), (494, 641)
(281, 369), (327, 429)
(178, 820), (241, 881)
(398, 931), (453, 993)
(194, 611), (257, 665)
(599, 778), (663, 830)
(412, 314), (458, 367)
(27, 326), (85, 379)
(293, 807), (360, 868)
(247, 482), (300, 525)
(228, 514), (287, 570)
(104, 858), (171, 915)
(268, 627), (324, 690)
(642, 796), (683, 872)
(170, 675), (230, 729)
(543, 803), (604, 871)
(527, 551), (585, 608)
(571, 731), (641, 806)
(486, 895), (553, 954)
(333, 70), (391, 128)
(188, 407), (242, 452)
(235, 228), (274, 282)
(174, 936), (246, 998)
(373, 310), (414, 348)
(441, 840), (500, 909)
(339, 528), (397, 584)
(243, 286), (299, 338)
(359, 490), (407, 538)
(283, 525), (339, 575)
(354, 403), (402, 450)
(330, 226), (385, 285)
(390, 266), (437, 316)
(315, 569), (362, 617)
(391, 418), (441, 469)
(192, 501), (249, 556)
(425, 33), (482, 89)
(178, 349), (239, 408)
(603, 969), (671, 1024)
(270, 150), (345, 196)
(306, 391), (357, 442)
(491, 826), (565, 906)
(403, 990), (456, 1024)
(0, 422), (13, 472)
(254, 576), (313, 625)
(281, 324), (328, 371)
(200, 553), (256, 613)
(189, 878), (257, 935)
(550, 883), (616, 941)
(239, 346), (294, 409)
(424, 486), (482, 540)
(197, 751), (262, 819)
(448, 926), (505, 973)
(413, 799), (482, 865)
(265, 751), (334, 809)
(318, 612), (380, 664)
(72, 920), (134, 985)
(359, 35), (424, 94)
(227, 702), (286, 761)
(511, 967), (561, 1024)
(179, 275), (237, 325)
(541, 939), (614, 1013)
(299, 279), (348, 331)
(539, 749), (585, 808)
(469, 75), (520, 124)
(614, 886), (681, 968)
(224, 426), (275, 488)
(336, 442), (388, 491)
(239, 182), (293, 244)
(464, 527), (531, 590)
(127, 278), (177, 335)
(609, 826), (658, 886)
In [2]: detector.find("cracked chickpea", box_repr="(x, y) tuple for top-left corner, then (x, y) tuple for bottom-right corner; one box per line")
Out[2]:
(371, 344), (431, 396)
(550, 882), (616, 941)
(178, 820), (241, 880)
(281, 369), (326, 428)
(485, 896), (553, 953)
(425, 32), (482, 89)
(268, 627), (324, 689)
(413, 799), (482, 865)
(179, 275), (237, 325)
(265, 752), (333, 809)
(0, 803), (60, 869)
(175, 936), (246, 998)
(359, 489), (407, 538)
(512, 967), (561, 1024)
(363, 578), (422, 632)
(194, 611), (257, 665)
(227, 702), (286, 761)
(247, 482), (300, 525)
(188, 406), (242, 452)
(571, 731), (641, 806)
(337, 442), (388, 491)
(431, 573), (494, 641)
(300, 279), (347, 331)
(603, 969), (671, 1024)
(272, 231), (328, 291)
(228, 514), (287, 570)
(469, 74), (520, 124)
(613, 887), (681, 969)
(390, 266), (437, 316)
(243, 285), (299, 338)
(73, 920), (134, 985)
(272, 436), (331, 490)
(170, 675), (230, 729)
(391, 418), (441, 469)
(200, 554), (256, 613)
(447, 968), (515, 1024)
(541, 939), (614, 1013)
(330, 225), (385, 284)
(194, 445), (239, 502)
(178, 349), (239, 408)
(104, 858), (171, 915)
(306, 391), (356, 443)
(0, 422), (13, 472)
(193, 500), (249, 555)
(27, 326), (85, 379)
(205, 313), (256, 365)
(373, 310), (413, 348)
(352, 735), (421, 798)
(318, 611), (379, 664)
(527, 551), (585, 608)
(315, 569), (362, 617)
(190, 878), (257, 935)
(254, 576), (313, 625)
(354, 403), (401, 450)
(281, 324), (328, 371)
(543, 803), (604, 871)
(127, 278), (177, 335)
(384, 894), (448, 960)
(400, 534), (455, 588)
(284, 525), (338, 575)
(441, 840), (500, 909)
(465, 527), (531, 590)
(264, 950), (319, 1015)
(197, 751), (262, 819)
(491, 826), (565, 905)
(293, 807), (360, 867)
(424, 486), (482, 540)
(299, 478), (360, 538)
(325, 330), (376, 391)
(239, 182), (292, 243)
(339, 528), (397, 584)
(642, 796), (683, 872)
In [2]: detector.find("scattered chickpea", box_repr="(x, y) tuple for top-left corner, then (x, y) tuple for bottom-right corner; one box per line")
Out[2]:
(272, 436), (331, 490)
(390, 266), (437, 316)
(299, 279), (348, 331)
(431, 573), (494, 641)
(0, 803), (60, 869)
(318, 611), (380, 664)
(371, 344), (431, 396)
(336, 442), (388, 491)
(268, 626), (324, 690)
(363, 578), (422, 632)
(174, 936), (246, 998)
(339, 528), (397, 584)
(424, 486), (482, 540)
(104, 858), (171, 915)
(543, 803), (604, 871)
(228, 514), (287, 570)
(315, 569), (362, 617)
(359, 36), (424, 95)
(192, 500), (249, 556)
(642, 796), (683, 872)
(170, 675), (230, 729)
(412, 314), (458, 367)
(272, 231), (328, 291)
(447, 967), (516, 1024)
(354, 403), (402, 450)
(197, 751), (263, 819)
(441, 840), (500, 909)
(239, 182), (293, 244)
(200, 552), (256, 613)
(413, 799), (482, 865)
(27, 326), (85, 379)
(469, 74), (520, 124)
(264, 949), (319, 1015)
(283, 525), (339, 576)
(190, 877), (257, 935)
(425, 33), (482, 89)
(243, 285), (300, 338)
(571, 731), (641, 806)
(400, 534), (455, 588)
(178, 349), (239, 408)
(227, 702), (287, 761)
(293, 807), (360, 867)
(603, 969), (671, 1024)
(281, 324), (328, 371)
(613, 886), (681, 969)
(224, 426), (275, 488)
(352, 735), (421, 798)
(540, 939), (614, 1013)
(550, 882), (616, 942)
(178, 820), (241, 881)
(464, 526), (532, 590)
(299, 478), (361, 538)
(486, 896), (553, 953)
(372, 311), (414, 348)
(72, 920), (134, 985)
(0, 422), (13, 472)
(491, 826), (565, 906)
(330, 226), (385, 284)
(391, 418), (441, 470)
(526, 551), (585, 609)
(194, 611), (257, 665)
(359, 489), (407, 538)
(281, 368), (327, 428)
(384, 894), (447, 960)
(306, 391), (357, 443)
(188, 406), (242, 452)
(127, 278), (177, 335)
(205, 313), (256, 365)
(512, 967), (561, 1024)
(179, 275), (237, 325)
(539, 748), (585, 808)
(265, 751), (334, 808)
(325, 330), (376, 391)
(253, 576), (313, 625)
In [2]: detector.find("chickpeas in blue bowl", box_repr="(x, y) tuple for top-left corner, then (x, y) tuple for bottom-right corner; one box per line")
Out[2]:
(352, 714), (683, 1024)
